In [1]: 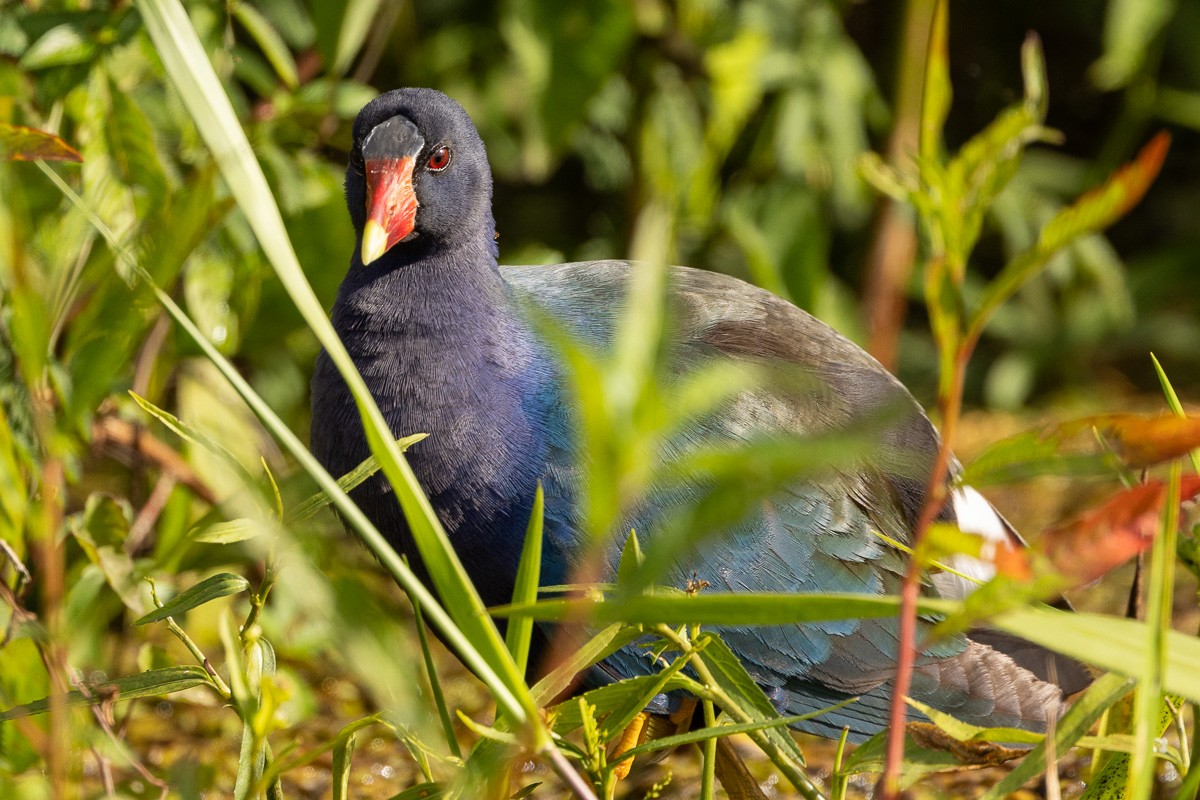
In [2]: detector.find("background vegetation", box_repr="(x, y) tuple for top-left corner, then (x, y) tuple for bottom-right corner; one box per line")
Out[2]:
(3, 0), (1200, 798)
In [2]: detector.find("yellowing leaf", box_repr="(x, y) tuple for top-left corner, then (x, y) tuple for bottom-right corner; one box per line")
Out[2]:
(0, 123), (82, 162)
(1038, 131), (1170, 252)
(1056, 413), (1200, 469)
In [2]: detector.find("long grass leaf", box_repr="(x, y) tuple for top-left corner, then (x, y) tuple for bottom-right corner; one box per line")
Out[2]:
(989, 606), (1200, 703)
(494, 591), (953, 626)
(505, 484), (544, 676)
(1151, 353), (1200, 473)
(1127, 460), (1181, 799)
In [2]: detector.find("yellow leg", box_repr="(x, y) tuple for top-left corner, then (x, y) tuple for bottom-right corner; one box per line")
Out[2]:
(611, 712), (650, 780)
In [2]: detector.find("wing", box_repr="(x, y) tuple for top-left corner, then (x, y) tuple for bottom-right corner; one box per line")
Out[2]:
(504, 261), (1075, 739)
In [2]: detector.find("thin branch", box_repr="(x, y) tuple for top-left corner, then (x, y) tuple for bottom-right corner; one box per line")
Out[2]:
(92, 414), (218, 505)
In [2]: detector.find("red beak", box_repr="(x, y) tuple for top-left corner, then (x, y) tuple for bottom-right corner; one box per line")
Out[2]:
(361, 156), (418, 265)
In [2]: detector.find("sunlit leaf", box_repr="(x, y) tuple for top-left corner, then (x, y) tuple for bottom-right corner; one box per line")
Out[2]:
(1091, 0), (1174, 90)
(286, 432), (428, 522)
(18, 23), (96, 69)
(530, 624), (647, 706)
(495, 591), (951, 627)
(134, 573), (251, 626)
(505, 484), (544, 677)
(904, 698), (1041, 745)
(548, 673), (693, 734)
(0, 666), (214, 720)
(918, 0), (950, 163)
(989, 607), (1200, 704)
(1056, 413), (1200, 469)
(960, 428), (1120, 487)
(332, 0), (383, 76)
(970, 132), (1170, 339)
(0, 123), (82, 162)
(232, 2), (298, 88)
(697, 632), (807, 767)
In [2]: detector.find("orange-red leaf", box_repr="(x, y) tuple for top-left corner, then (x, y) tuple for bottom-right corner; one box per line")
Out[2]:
(990, 538), (1033, 581)
(0, 122), (82, 163)
(1054, 413), (1200, 469)
(1041, 475), (1200, 587)
(1037, 131), (1169, 251)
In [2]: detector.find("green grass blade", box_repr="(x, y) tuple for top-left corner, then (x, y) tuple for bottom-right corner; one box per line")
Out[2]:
(1151, 353), (1200, 473)
(505, 483), (544, 677)
(286, 432), (428, 523)
(333, 0), (383, 75)
(494, 591), (954, 627)
(133, 0), (537, 729)
(1128, 460), (1181, 799)
(990, 606), (1200, 703)
(413, 594), (462, 759)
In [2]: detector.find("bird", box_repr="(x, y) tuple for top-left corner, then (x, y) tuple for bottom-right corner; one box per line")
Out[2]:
(310, 87), (1090, 744)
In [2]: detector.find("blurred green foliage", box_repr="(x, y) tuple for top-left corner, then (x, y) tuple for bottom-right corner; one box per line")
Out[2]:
(3, 0), (1200, 797)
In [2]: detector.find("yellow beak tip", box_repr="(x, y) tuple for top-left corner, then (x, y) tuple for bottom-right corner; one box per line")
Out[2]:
(360, 219), (388, 265)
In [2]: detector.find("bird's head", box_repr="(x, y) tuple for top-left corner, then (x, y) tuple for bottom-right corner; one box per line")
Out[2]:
(345, 88), (493, 264)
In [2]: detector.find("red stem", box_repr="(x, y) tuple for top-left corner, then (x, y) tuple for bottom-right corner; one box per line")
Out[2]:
(879, 344), (968, 799)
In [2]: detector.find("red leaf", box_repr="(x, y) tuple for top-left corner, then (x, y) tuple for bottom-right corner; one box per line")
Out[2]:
(1040, 475), (1200, 586)
(0, 122), (82, 163)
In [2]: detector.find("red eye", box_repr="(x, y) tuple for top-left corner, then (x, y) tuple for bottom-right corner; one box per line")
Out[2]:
(427, 146), (451, 171)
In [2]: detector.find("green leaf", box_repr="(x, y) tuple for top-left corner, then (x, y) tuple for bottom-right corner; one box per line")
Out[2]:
(903, 698), (1041, 745)
(19, 23), (97, 69)
(615, 528), (644, 588)
(918, 0), (950, 163)
(548, 673), (694, 734)
(0, 665), (214, 720)
(696, 633), (807, 767)
(1091, 0), (1175, 91)
(332, 0), (383, 76)
(134, 572), (251, 626)
(970, 132), (1169, 340)
(613, 713), (816, 765)
(286, 432), (427, 522)
(129, 390), (257, 487)
(1151, 353), (1200, 473)
(839, 728), (966, 786)
(106, 78), (168, 203)
(193, 517), (269, 544)
(496, 591), (953, 627)
(990, 607), (1200, 703)
(530, 624), (648, 706)
(505, 484), (543, 676)
(232, 2), (298, 88)
(596, 652), (694, 742)
(960, 428), (1121, 487)
(331, 728), (357, 800)
(391, 782), (443, 800)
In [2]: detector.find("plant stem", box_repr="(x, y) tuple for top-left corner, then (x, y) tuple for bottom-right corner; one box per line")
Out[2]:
(700, 700), (717, 800)
(880, 341), (966, 799)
